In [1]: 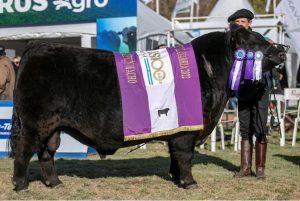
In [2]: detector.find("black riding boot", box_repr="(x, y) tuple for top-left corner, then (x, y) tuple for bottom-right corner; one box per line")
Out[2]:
(255, 141), (267, 179)
(234, 140), (253, 177)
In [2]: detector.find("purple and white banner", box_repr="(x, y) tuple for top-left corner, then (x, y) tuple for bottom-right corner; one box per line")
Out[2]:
(114, 43), (203, 141)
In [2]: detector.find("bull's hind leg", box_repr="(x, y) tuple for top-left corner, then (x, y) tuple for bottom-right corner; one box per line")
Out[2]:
(38, 131), (63, 188)
(12, 134), (36, 192)
(168, 133), (198, 189)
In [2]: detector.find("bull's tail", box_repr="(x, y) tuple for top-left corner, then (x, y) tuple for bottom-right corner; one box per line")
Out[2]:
(8, 104), (21, 158)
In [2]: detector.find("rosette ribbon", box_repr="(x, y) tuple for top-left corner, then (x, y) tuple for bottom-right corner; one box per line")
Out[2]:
(228, 48), (246, 91)
(253, 51), (263, 81)
(244, 50), (254, 80)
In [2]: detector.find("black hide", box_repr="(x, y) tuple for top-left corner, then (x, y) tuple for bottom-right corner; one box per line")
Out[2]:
(10, 27), (285, 192)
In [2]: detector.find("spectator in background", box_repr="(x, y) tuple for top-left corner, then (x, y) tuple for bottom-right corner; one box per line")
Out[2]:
(0, 45), (15, 100)
(12, 55), (21, 75)
(13, 55), (21, 67)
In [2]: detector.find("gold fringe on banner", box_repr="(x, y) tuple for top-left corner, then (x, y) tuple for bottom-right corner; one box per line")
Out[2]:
(124, 125), (204, 141)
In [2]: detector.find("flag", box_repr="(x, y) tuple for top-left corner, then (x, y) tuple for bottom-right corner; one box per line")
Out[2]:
(276, 0), (300, 57)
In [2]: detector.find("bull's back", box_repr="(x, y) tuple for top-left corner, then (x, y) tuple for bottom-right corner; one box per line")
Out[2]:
(15, 42), (124, 150)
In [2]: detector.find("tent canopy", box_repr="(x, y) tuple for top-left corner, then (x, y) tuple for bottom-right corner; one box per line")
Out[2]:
(207, 0), (255, 21)
(137, 1), (192, 49)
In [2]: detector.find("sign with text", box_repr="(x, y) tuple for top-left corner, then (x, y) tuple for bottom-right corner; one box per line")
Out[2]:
(0, 101), (13, 139)
(0, 0), (137, 27)
(0, 100), (13, 157)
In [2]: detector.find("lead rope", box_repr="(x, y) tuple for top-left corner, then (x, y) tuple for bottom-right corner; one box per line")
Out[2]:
(127, 143), (146, 154)
(268, 70), (282, 138)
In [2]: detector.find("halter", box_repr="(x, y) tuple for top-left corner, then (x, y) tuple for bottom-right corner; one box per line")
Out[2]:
(264, 42), (290, 55)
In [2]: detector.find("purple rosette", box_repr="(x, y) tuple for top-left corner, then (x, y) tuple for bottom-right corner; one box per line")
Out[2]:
(244, 50), (254, 80)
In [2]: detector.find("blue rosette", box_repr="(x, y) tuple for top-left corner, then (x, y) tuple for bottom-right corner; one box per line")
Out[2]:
(234, 48), (246, 60)
(245, 49), (255, 80)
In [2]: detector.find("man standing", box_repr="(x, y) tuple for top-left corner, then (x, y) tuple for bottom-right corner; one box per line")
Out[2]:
(228, 9), (268, 179)
(0, 45), (15, 100)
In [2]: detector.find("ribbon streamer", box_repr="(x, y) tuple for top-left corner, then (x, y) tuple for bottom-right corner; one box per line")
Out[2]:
(253, 51), (263, 81)
(244, 50), (254, 80)
(228, 48), (246, 91)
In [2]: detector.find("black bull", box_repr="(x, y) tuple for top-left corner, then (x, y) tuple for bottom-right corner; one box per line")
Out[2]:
(10, 26), (285, 192)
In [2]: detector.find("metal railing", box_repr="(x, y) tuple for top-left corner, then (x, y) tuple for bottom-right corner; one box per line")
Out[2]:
(167, 13), (286, 47)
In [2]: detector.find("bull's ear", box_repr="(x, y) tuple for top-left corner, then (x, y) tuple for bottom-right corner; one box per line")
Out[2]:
(229, 22), (240, 31)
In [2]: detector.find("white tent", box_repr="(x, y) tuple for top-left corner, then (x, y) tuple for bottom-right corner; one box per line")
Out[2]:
(275, 0), (300, 87)
(137, 1), (192, 50)
(207, 0), (255, 21)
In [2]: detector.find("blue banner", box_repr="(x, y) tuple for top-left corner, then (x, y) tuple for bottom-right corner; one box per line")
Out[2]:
(0, 119), (12, 138)
(0, 0), (137, 27)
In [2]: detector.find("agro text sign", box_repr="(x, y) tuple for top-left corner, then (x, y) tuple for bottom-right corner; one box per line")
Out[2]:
(0, 0), (137, 27)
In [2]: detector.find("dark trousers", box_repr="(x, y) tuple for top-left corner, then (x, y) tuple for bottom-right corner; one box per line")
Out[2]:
(238, 81), (269, 143)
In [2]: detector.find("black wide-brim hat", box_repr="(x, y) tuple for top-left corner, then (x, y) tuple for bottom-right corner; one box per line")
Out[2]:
(228, 9), (254, 22)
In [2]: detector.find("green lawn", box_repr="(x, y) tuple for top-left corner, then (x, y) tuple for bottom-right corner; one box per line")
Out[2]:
(0, 131), (299, 200)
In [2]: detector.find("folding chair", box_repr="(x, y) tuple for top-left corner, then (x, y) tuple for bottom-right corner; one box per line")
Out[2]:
(292, 100), (300, 146)
(269, 93), (286, 146)
(200, 116), (225, 152)
(284, 88), (300, 146)
(227, 107), (240, 151)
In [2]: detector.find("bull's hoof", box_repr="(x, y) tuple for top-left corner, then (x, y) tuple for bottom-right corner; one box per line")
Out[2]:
(44, 179), (63, 188)
(53, 183), (64, 189)
(14, 186), (29, 193)
(184, 183), (198, 189)
(180, 180), (198, 189)
(12, 178), (29, 193)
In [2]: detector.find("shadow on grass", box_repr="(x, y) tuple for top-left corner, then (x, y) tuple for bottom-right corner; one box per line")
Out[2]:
(273, 154), (300, 166)
(27, 153), (237, 183)
(194, 151), (238, 172)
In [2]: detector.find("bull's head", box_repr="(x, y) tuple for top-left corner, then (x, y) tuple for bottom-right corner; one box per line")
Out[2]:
(229, 23), (287, 72)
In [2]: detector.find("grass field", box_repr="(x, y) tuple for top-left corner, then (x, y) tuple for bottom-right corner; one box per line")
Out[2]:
(0, 131), (299, 200)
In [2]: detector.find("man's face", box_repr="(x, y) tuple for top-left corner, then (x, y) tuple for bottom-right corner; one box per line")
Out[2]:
(234, 18), (252, 29)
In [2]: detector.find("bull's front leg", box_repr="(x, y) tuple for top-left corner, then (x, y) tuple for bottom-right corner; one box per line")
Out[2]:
(168, 132), (198, 189)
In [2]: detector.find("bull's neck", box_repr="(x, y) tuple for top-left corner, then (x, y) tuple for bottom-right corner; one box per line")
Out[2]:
(191, 32), (233, 87)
